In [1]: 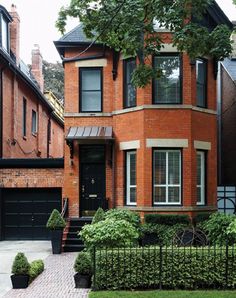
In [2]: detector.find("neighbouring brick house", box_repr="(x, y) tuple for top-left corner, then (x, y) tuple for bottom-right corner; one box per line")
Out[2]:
(55, 1), (232, 221)
(0, 4), (64, 240)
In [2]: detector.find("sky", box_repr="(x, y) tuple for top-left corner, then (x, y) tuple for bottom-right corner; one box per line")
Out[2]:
(1, 0), (236, 64)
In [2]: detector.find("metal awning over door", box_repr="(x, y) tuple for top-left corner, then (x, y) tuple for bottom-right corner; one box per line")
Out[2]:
(66, 126), (113, 141)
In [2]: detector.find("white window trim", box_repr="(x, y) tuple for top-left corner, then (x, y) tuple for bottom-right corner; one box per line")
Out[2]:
(153, 150), (181, 205)
(197, 151), (205, 205)
(126, 151), (137, 206)
(32, 110), (38, 134)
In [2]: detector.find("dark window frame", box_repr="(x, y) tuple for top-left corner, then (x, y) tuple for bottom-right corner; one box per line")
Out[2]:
(123, 58), (136, 109)
(79, 67), (103, 113)
(152, 53), (182, 104)
(124, 150), (137, 206)
(196, 58), (207, 108)
(22, 98), (27, 137)
(152, 148), (183, 206)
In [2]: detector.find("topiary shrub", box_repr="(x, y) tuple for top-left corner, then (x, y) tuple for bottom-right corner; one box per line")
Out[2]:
(46, 209), (66, 230)
(105, 209), (141, 228)
(29, 260), (44, 281)
(79, 218), (139, 249)
(12, 253), (30, 275)
(202, 212), (236, 244)
(144, 214), (190, 226)
(74, 251), (92, 275)
(92, 208), (105, 224)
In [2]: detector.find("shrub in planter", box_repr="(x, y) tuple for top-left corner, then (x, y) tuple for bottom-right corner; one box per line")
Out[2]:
(79, 218), (139, 249)
(144, 214), (190, 226)
(11, 252), (30, 289)
(74, 250), (92, 288)
(202, 212), (236, 244)
(105, 209), (141, 228)
(46, 209), (66, 254)
(92, 208), (105, 224)
(29, 260), (44, 282)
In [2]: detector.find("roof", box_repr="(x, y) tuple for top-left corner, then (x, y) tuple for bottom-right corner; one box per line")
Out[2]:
(66, 126), (113, 141)
(222, 58), (236, 81)
(0, 5), (12, 22)
(58, 24), (93, 43)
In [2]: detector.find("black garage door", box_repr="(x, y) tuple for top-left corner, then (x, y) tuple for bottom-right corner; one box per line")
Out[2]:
(2, 188), (61, 240)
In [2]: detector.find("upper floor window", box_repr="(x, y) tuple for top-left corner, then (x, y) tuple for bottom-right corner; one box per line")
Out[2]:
(126, 151), (137, 205)
(23, 98), (27, 137)
(124, 58), (136, 108)
(1, 16), (9, 53)
(153, 54), (181, 104)
(196, 59), (207, 108)
(31, 110), (37, 134)
(80, 68), (102, 112)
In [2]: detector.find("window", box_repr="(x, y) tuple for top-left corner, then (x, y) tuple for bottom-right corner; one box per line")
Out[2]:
(1, 16), (9, 52)
(196, 59), (207, 107)
(153, 150), (181, 205)
(23, 98), (27, 137)
(197, 151), (206, 205)
(31, 110), (37, 134)
(124, 58), (136, 108)
(153, 55), (181, 104)
(126, 151), (136, 205)
(80, 68), (102, 112)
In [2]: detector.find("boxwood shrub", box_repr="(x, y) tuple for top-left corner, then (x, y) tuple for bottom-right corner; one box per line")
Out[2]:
(144, 214), (190, 226)
(29, 260), (44, 281)
(94, 246), (236, 290)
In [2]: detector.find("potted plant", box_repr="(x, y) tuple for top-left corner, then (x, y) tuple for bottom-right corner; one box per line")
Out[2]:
(46, 209), (66, 254)
(11, 252), (30, 289)
(74, 250), (92, 288)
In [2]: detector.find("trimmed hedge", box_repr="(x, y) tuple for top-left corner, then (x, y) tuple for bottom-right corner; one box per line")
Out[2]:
(144, 214), (190, 226)
(29, 260), (44, 281)
(94, 246), (236, 290)
(193, 213), (212, 225)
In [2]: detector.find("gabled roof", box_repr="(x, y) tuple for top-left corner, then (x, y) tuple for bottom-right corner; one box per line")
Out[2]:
(58, 24), (92, 43)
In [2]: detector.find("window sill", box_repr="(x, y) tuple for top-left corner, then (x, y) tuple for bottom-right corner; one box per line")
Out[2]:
(23, 136), (27, 141)
(32, 132), (37, 138)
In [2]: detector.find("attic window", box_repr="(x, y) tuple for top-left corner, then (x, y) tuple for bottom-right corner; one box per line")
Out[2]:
(1, 15), (9, 53)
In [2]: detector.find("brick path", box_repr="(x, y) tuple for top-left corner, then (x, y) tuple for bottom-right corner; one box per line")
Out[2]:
(4, 253), (90, 298)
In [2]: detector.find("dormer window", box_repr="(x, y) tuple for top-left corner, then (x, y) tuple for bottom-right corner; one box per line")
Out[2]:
(1, 15), (9, 53)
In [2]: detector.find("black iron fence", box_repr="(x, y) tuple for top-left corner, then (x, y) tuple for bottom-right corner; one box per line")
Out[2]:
(218, 186), (236, 214)
(92, 243), (236, 291)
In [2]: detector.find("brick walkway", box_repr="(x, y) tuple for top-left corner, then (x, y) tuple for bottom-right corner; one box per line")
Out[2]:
(4, 253), (90, 298)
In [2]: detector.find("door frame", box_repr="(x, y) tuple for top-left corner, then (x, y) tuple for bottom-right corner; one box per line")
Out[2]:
(79, 145), (106, 217)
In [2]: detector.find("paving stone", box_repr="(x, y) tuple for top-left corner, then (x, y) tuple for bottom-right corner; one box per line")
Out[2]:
(4, 253), (90, 298)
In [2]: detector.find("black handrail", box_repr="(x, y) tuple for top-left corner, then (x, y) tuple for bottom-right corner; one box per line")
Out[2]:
(61, 197), (69, 219)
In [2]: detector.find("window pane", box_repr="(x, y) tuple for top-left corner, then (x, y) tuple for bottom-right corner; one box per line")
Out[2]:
(154, 187), (166, 203)
(196, 59), (206, 107)
(32, 110), (37, 133)
(154, 151), (166, 184)
(130, 188), (136, 203)
(81, 91), (101, 111)
(154, 56), (180, 103)
(197, 187), (201, 203)
(82, 70), (101, 90)
(197, 154), (201, 185)
(125, 59), (136, 107)
(126, 151), (136, 205)
(168, 151), (180, 184)
(130, 153), (136, 186)
(1, 17), (8, 52)
(168, 187), (180, 203)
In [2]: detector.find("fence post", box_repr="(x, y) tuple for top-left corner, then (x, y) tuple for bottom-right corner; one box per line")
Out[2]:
(93, 246), (96, 290)
(225, 239), (229, 289)
(159, 245), (163, 290)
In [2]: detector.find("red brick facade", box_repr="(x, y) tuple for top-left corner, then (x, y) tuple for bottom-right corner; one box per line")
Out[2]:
(61, 43), (218, 219)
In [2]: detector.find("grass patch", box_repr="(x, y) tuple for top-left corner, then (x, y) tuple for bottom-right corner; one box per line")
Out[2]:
(89, 290), (236, 298)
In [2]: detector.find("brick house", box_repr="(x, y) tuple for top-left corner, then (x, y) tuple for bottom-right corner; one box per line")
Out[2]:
(0, 5), (64, 240)
(55, 1), (232, 221)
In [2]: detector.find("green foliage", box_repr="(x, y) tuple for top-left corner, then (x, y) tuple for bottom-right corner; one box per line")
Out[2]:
(94, 246), (236, 290)
(92, 208), (105, 224)
(140, 223), (186, 245)
(11, 253), (30, 275)
(144, 214), (190, 226)
(105, 209), (141, 228)
(79, 218), (139, 249)
(46, 209), (66, 230)
(202, 212), (236, 244)
(56, 0), (232, 88)
(29, 260), (44, 280)
(193, 212), (212, 225)
(227, 218), (236, 237)
(43, 60), (64, 102)
(74, 250), (92, 275)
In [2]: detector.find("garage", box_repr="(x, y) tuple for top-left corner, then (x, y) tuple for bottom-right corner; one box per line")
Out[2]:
(1, 188), (62, 240)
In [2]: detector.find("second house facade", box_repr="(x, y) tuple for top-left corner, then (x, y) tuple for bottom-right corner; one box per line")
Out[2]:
(55, 2), (232, 219)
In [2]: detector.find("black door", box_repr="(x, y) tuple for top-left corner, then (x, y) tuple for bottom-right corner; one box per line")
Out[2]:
(2, 188), (61, 240)
(80, 146), (106, 216)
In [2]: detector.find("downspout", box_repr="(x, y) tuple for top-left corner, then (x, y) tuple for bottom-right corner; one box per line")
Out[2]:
(47, 117), (51, 158)
(0, 67), (5, 158)
(217, 62), (222, 185)
(112, 141), (116, 208)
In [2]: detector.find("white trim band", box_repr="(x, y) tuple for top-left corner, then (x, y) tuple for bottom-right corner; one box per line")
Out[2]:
(75, 58), (107, 67)
(194, 141), (211, 150)
(120, 140), (140, 150)
(146, 138), (188, 148)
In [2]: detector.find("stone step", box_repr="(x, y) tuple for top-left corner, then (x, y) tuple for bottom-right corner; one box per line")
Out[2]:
(63, 244), (85, 252)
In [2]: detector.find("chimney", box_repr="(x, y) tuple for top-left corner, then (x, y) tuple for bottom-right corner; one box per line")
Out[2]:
(9, 4), (20, 64)
(31, 44), (44, 92)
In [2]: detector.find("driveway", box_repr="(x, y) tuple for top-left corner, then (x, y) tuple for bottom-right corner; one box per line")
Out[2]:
(0, 241), (51, 297)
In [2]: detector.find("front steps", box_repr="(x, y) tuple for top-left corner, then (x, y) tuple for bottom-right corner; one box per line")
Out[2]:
(63, 218), (92, 252)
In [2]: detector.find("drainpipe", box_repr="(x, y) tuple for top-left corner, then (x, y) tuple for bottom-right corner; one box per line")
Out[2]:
(112, 141), (116, 208)
(0, 67), (5, 158)
(217, 62), (222, 185)
(47, 117), (51, 158)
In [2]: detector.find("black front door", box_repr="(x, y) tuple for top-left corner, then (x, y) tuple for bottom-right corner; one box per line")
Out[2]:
(80, 146), (106, 216)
